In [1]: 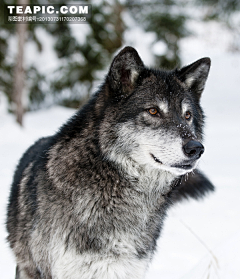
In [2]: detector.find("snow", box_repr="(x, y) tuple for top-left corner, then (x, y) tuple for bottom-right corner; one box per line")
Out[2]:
(1, 20), (240, 279)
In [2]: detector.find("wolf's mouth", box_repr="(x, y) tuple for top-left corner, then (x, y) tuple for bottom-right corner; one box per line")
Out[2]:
(171, 164), (193, 170)
(151, 153), (163, 164)
(151, 153), (194, 170)
(151, 153), (196, 172)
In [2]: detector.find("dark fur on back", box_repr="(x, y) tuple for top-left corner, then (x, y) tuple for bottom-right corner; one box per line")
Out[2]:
(7, 47), (214, 279)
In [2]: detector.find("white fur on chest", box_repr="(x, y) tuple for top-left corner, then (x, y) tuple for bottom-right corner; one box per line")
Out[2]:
(51, 243), (149, 279)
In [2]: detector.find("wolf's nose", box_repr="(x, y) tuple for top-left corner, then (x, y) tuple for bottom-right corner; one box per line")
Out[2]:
(183, 140), (204, 158)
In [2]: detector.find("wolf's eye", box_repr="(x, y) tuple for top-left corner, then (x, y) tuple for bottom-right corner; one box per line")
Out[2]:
(185, 111), (191, 120)
(148, 108), (158, 116)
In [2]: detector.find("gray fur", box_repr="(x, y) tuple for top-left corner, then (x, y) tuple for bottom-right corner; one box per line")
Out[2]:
(6, 47), (213, 279)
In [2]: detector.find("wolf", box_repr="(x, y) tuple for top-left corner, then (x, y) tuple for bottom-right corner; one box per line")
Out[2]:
(7, 46), (214, 279)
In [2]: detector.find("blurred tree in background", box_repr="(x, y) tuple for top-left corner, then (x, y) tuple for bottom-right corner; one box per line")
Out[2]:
(199, 0), (240, 51)
(0, 0), (239, 125)
(127, 0), (190, 69)
(0, 1), (15, 105)
(49, 0), (125, 108)
(0, 0), (53, 123)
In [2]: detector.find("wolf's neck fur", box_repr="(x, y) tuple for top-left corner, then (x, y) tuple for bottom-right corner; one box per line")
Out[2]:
(107, 150), (178, 201)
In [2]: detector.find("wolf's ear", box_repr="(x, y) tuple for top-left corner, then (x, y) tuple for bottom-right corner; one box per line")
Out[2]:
(107, 46), (144, 99)
(176, 58), (211, 100)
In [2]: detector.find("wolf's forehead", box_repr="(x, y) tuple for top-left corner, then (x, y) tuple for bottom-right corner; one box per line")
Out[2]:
(157, 99), (169, 114)
(181, 99), (192, 111)
(156, 99), (190, 114)
(141, 72), (185, 94)
(138, 72), (190, 110)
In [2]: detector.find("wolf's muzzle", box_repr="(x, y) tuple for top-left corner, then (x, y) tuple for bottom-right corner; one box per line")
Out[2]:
(183, 140), (204, 159)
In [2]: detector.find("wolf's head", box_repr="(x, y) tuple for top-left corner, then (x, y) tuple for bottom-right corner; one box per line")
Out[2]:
(100, 47), (211, 177)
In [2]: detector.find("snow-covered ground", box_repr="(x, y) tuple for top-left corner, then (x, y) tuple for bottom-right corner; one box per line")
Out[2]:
(1, 21), (240, 279)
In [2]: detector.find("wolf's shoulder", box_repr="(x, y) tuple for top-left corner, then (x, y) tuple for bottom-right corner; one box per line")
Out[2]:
(11, 136), (52, 188)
